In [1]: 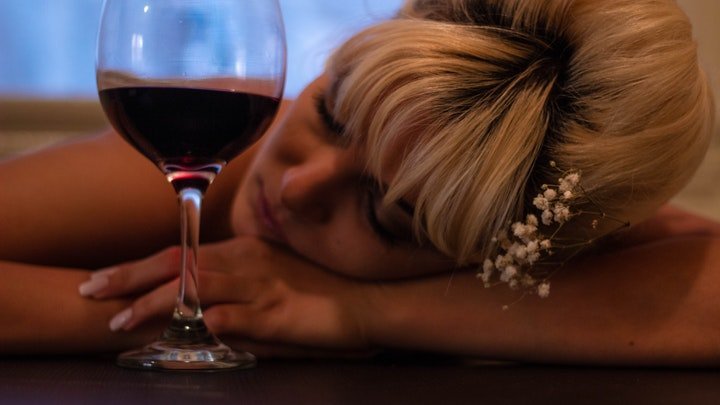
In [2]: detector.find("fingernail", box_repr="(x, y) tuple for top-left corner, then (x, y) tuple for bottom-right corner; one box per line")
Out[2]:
(109, 308), (133, 332)
(91, 266), (118, 280)
(78, 274), (110, 297)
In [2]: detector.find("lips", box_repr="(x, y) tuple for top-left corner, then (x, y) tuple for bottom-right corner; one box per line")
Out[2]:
(255, 179), (288, 244)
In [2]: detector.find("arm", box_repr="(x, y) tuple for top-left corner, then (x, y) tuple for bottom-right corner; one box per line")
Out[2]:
(611, 205), (720, 247)
(0, 131), (178, 353)
(0, 132), (258, 268)
(0, 101), (287, 353)
(0, 261), (162, 354)
(87, 224), (720, 365)
(0, 131), (178, 268)
(364, 235), (720, 366)
(366, 209), (720, 365)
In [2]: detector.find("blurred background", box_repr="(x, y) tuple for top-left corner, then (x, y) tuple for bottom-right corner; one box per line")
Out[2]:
(0, 0), (402, 156)
(0, 0), (717, 219)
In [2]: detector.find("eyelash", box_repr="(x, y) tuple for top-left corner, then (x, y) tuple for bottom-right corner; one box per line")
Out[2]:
(313, 93), (346, 137)
(364, 185), (397, 245)
(313, 93), (394, 244)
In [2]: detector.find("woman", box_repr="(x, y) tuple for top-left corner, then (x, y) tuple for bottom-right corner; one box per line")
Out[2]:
(1, 0), (719, 364)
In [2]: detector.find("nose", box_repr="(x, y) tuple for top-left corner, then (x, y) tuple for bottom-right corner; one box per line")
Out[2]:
(279, 151), (344, 223)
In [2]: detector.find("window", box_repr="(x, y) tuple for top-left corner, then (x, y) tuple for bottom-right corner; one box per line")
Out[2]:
(0, 0), (402, 155)
(0, 0), (402, 98)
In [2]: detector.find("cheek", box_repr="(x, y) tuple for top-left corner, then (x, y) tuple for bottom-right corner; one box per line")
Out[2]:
(284, 214), (371, 273)
(287, 221), (451, 280)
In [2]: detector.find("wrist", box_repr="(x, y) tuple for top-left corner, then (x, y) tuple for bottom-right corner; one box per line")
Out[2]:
(349, 277), (433, 352)
(343, 278), (388, 350)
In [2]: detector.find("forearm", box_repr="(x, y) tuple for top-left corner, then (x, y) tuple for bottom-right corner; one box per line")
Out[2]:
(0, 262), (161, 354)
(364, 236), (720, 366)
(0, 131), (179, 268)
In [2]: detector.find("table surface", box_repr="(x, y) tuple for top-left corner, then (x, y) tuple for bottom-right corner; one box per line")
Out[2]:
(1, 354), (719, 405)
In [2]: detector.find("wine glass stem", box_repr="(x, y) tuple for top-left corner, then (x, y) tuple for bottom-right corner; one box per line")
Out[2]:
(177, 187), (203, 321)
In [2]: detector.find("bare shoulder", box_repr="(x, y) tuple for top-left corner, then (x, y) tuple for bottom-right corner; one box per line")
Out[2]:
(613, 205), (720, 248)
(581, 209), (720, 289)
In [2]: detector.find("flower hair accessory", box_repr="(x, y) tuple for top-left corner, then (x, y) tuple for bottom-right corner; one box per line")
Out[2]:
(477, 161), (629, 299)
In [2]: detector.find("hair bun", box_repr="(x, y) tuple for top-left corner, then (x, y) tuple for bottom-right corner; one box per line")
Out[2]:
(327, 0), (713, 265)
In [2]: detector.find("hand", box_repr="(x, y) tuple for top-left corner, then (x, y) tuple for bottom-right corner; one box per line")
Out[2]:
(79, 237), (376, 358)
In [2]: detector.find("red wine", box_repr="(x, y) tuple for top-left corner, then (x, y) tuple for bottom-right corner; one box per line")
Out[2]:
(99, 86), (279, 192)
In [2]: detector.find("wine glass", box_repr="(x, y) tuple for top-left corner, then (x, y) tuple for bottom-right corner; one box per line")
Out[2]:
(96, 0), (286, 370)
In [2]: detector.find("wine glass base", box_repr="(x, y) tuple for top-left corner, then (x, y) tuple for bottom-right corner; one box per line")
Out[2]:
(116, 316), (256, 371)
(116, 341), (256, 371)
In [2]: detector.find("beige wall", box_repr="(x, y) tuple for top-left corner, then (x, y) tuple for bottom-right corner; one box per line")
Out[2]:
(679, 0), (720, 92)
(672, 0), (720, 220)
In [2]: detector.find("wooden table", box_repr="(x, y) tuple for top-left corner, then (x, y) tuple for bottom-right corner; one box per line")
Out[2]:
(1, 354), (718, 404)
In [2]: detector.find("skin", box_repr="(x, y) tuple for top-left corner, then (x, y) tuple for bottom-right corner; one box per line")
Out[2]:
(1, 73), (720, 363)
(231, 75), (452, 279)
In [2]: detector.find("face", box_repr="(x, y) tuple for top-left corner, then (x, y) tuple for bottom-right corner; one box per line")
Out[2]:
(232, 75), (453, 279)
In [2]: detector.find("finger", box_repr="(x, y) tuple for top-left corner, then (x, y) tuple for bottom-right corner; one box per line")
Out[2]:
(79, 246), (181, 299)
(109, 279), (178, 332)
(107, 269), (265, 332)
(195, 271), (268, 306)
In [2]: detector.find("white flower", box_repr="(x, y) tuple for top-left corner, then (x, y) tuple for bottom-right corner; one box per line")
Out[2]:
(527, 252), (541, 264)
(553, 203), (572, 223)
(512, 222), (537, 239)
(565, 172), (580, 186)
(559, 172), (581, 193)
(511, 222), (524, 237)
(541, 209), (554, 226)
(533, 195), (550, 211)
(500, 265), (518, 282)
(537, 282), (551, 298)
(480, 259), (495, 285)
(476, 163), (614, 300)
(543, 188), (558, 200)
(526, 214), (539, 227)
(495, 254), (512, 270)
(482, 259), (494, 273)
(500, 237), (512, 250)
(510, 243), (528, 260)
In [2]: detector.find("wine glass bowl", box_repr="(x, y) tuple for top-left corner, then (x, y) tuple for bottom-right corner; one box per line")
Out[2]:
(96, 0), (286, 370)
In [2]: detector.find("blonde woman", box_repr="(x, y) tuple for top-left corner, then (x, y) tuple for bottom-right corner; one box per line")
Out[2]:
(1, 0), (718, 365)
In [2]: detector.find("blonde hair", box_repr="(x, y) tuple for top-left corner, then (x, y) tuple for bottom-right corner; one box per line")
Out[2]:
(326, 0), (714, 265)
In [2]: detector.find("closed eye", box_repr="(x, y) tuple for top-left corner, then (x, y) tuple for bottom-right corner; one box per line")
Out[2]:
(313, 93), (346, 138)
(364, 185), (398, 245)
(363, 180), (420, 247)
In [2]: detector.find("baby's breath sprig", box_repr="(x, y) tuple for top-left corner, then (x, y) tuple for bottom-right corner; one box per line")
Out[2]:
(477, 161), (629, 299)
